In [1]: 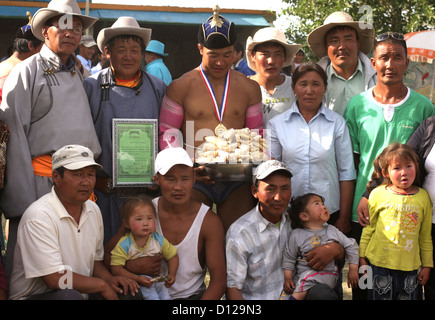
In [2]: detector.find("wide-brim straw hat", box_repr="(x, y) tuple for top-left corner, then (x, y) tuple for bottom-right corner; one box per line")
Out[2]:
(307, 11), (374, 58)
(31, 0), (98, 41)
(97, 16), (151, 53)
(246, 27), (301, 72)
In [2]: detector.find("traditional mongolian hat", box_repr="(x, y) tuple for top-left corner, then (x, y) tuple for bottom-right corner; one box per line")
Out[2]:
(198, 5), (236, 49)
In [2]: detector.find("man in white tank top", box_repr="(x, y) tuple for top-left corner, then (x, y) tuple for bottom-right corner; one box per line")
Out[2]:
(105, 147), (226, 299)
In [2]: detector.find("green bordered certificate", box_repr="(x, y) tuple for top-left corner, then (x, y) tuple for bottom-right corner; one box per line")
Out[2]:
(112, 119), (157, 187)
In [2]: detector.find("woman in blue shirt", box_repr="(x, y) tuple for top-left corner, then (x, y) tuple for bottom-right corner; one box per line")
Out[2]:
(268, 62), (356, 234)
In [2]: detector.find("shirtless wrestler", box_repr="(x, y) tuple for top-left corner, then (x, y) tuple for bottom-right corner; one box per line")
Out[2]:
(158, 7), (263, 231)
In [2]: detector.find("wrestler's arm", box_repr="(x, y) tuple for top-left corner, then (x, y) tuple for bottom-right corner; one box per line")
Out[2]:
(158, 77), (188, 150)
(201, 210), (227, 300)
(244, 79), (263, 136)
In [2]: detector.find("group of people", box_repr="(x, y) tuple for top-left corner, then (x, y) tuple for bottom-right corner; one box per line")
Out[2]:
(0, 0), (434, 301)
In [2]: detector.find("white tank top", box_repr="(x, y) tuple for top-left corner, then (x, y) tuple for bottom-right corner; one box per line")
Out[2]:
(153, 197), (209, 299)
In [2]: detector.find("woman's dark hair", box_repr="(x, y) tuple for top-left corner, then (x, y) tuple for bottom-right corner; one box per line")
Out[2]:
(292, 62), (328, 88)
(289, 193), (325, 229)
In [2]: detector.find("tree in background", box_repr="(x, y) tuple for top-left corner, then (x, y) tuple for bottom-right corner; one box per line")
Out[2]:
(279, 0), (435, 61)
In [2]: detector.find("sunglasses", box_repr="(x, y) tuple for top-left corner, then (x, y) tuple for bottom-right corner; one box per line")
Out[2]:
(376, 32), (405, 42)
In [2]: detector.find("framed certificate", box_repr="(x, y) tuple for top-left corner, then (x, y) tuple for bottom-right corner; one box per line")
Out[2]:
(112, 119), (157, 187)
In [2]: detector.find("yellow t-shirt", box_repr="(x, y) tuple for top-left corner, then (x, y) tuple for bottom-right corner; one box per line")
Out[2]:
(359, 185), (433, 271)
(111, 232), (177, 267)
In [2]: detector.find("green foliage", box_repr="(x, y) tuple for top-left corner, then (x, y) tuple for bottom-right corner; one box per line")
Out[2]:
(279, 0), (435, 61)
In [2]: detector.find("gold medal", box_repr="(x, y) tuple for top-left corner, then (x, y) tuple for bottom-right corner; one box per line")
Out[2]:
(215, 123), (227, 136)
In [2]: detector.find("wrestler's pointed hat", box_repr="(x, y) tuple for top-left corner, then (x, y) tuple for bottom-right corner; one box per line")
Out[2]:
(198, 5), (236, 49)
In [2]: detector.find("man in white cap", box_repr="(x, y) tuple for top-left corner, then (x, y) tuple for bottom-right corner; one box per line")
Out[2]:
(307, 11), (377, 116)
(145, 40), (172, 86)
(226, 160), (344, 300)
(158, 7), (263, 232)
(83, 16), (166, 244)
(105, 147), (226, 300)
(246, 27), (301, 127)
(9, 145), (137, 300)
(77, 34), (97, 73)
(0, 0), (101, 282)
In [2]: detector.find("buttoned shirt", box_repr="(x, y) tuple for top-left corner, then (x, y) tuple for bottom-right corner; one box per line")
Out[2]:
(226, 205), (290, 300)
(77, 54), (92, 71)
(268, 103), (356, 213)
(325, 58), (365, 116)
(9, 187), (104, 300)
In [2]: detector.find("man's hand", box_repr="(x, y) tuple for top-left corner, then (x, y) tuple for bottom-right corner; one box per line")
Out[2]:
(125, 254), (162, 277)
(108, 275), (140, 296)
(305, 242), (344, 271)
(357, 197), (370, 227)
(193, 166), (214, 184)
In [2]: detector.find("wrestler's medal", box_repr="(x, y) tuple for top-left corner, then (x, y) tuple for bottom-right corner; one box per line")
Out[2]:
(199, 63), (230, 137)
(214, 123), (227, 136)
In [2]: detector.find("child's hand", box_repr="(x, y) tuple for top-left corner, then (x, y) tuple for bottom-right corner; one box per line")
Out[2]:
(347, 269), (360, 288)
(283, 278), (295, 294)
(347, 264), (359, 288)
(418, 267), (431, 286)
(165, 274), (176, 288)
(137, 276), (152, 287)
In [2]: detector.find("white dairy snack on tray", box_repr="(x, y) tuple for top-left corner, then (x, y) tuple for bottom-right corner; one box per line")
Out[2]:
(195, 128), (269, 164)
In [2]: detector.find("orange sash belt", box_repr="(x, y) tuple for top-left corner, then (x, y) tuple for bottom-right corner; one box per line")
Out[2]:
(32, 154), (52, 177)
(32, 154), (97, 202)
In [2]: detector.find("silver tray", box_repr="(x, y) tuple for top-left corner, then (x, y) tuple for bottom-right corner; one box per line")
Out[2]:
(195, 163), (256, 181)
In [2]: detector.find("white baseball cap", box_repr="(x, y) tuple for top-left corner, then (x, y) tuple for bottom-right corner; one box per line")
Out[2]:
(253, 160), (292, 184)
(154, 147), (193, 175)
(52, 145), (102, 171)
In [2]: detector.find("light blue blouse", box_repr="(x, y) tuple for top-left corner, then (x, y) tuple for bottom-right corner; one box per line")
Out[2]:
(268, 102), (356, 213)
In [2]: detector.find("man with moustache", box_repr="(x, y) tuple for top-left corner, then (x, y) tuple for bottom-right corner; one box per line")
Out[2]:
(307, 11), (377, 116)
(0, 0), (101, 282)
(344, 32), (435, 299)
(105, 147), (226, 299)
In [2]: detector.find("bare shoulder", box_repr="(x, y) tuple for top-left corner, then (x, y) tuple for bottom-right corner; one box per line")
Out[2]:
(202, 209), (224, 238)
(231, 71), (262, 104)
(166, 68), (200, 104)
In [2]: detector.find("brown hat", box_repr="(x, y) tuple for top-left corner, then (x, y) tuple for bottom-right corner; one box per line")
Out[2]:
(307, 11), (374, 58)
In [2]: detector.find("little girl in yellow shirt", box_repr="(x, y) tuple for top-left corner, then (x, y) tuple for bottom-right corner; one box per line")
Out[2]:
(359, 143), (433, 300)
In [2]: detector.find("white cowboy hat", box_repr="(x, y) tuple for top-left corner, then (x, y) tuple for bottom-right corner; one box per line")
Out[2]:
(31, 0), (98, 41)
(97, 16), (151, 53)
(307, 11), (375, 58)
(246, 27), (301, 72)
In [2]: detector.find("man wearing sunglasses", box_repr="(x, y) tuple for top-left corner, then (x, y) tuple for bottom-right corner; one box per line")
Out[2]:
(343, 31), (435, 299)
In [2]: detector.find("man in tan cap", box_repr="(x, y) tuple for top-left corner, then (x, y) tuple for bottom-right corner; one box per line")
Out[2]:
(246, 27), (301, 127)
(77, 34), (97, 73)
(83, 16), (166, 244)
(158, 7), (263, 232)
(9, 145), (138, 300)
(307, 11), (377, 116)
(0, 0), (101, 282)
